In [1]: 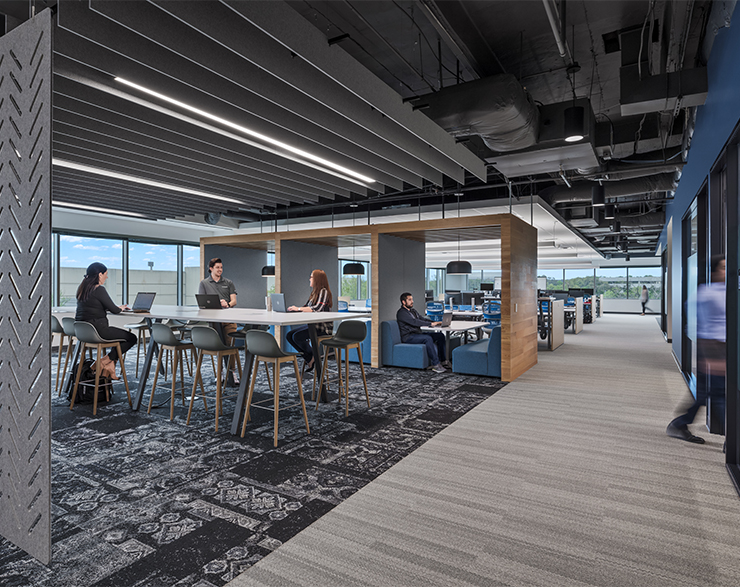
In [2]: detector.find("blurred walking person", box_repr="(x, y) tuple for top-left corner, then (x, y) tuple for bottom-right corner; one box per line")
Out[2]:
(666, 255), (726, 444)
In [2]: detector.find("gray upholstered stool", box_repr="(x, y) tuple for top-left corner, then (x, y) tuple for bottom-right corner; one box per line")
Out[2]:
(187, 325), (242, 432)
(316, 320), (370, 416)
(240, 329), (309, 447)
(147, 323), (197, 421)
(71, 321), (132, 415)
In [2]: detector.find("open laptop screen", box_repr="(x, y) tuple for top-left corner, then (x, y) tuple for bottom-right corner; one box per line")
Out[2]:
(132, 292), (156, 311)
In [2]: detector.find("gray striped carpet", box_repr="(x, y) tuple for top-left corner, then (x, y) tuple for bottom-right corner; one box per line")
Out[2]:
(226, 314), (740, 587)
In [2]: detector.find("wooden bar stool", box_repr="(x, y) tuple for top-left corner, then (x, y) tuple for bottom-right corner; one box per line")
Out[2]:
(51, 315), (68, 396)
(58, 317), (79, 397)
(147, 323), (197, 421)
(241, 329), (310, 447)
(233, 326), (273, 391)
(187, 325), (242, 432)
(71, 321), (132, 415)
(123, 319), (149, 378)
(315, 320), (370, 416)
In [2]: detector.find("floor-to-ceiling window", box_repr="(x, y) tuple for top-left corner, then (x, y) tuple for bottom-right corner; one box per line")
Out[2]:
(129, 242), (179, 305)
(183, 244), (201, 306)
(339, 259), (370, 299)
(59, 235), (123, 306)
(538, 268), (564, 291)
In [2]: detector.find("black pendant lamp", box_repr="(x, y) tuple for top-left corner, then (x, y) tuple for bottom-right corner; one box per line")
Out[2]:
(343, 214), (365, 275)
(261, 265), (275, 277)
(446, 222), (472, 275)
(564, 105), (585, 142)
(604, 204), (616, 219)
(343, 262), (365, 276)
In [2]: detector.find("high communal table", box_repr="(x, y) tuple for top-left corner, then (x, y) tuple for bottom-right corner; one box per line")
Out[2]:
(62, 305), (370, 436)
(421, 320), (481, 362)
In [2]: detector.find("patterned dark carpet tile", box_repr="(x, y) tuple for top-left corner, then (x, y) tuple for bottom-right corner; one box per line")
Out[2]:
(0, 353), (505, 586)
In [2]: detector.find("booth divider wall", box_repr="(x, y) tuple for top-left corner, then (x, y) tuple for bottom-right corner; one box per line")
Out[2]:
(201, 213), (537, 381)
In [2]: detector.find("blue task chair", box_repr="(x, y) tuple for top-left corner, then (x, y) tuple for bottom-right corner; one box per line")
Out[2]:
(426, 301), (444, 322)
(337, 300), (349, 312)
(482, 301), (501, 328)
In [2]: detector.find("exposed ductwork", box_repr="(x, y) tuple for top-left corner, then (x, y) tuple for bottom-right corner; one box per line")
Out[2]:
(543, 173), (678, 206)
(416, 74), (539, 152)
(580, 211), (666, 233)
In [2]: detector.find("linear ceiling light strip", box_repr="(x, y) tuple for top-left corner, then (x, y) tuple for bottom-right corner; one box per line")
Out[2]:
(52, 159), (245, 204)
(115, 77), (375, 185)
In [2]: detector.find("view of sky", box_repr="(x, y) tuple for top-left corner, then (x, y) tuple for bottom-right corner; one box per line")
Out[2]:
(59, 235), (199, 271)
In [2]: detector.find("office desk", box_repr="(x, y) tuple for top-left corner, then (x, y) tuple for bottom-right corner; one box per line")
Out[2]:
(421, 321), (480, 362)
(62, 306), (369, 435)
(452, 310), (484, 320)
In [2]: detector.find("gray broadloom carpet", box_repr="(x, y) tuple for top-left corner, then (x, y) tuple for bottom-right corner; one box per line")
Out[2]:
(226, 314), (740, 587)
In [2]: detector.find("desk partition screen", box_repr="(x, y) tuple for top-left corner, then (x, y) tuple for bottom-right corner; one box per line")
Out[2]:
(0, 11), (53, 565)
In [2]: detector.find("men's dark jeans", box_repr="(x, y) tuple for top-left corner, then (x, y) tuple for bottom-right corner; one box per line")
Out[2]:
(671, 374), (726, 431)
(403, 332), (446, 365)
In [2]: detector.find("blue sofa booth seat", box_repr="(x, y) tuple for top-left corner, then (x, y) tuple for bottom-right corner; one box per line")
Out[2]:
(381, 320), (462, 369)
(381, 320), (429, 369)
(452, 325), (502, 377)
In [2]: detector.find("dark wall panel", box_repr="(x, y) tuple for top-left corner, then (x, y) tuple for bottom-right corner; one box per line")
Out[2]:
(0, 10), (53, 565)
(202, 245), (267, 309)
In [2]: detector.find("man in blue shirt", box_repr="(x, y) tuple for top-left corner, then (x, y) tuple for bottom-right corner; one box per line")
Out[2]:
(396, 292), (447, 373)
(667, 255), (726, 444)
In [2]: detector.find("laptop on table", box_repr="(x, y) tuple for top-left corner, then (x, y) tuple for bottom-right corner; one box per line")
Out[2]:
(439, 312), (453, 328)
(270, 293), (300, 313)
(122, 292), (156, 313)
(196, 293), (224, 309)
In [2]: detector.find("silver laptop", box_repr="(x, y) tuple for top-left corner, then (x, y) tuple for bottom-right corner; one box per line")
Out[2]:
(122, 292), (156, 313)
(440, 312), (453, 327)
(271, 293), (287, 312)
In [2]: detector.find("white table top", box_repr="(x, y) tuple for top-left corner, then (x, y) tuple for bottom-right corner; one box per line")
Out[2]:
(54, 305), (370, 326)
(422, 321), (482, 333)
(452, 310), (484, 317)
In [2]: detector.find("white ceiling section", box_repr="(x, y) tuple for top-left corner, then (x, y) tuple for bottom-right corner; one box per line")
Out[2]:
(50, 0), (485, 221)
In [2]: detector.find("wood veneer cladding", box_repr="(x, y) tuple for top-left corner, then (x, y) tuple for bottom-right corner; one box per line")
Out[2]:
(500, 216), (538, 381)
(371, 232), (380, 368)
(200, 214), (511, 247)
(201, 213), (536, 377)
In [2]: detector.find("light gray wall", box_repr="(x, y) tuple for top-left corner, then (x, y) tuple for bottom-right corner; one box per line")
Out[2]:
(279, 241), (338, 307)
(203, 245), (268, 308)
(378, 234), (425, 323)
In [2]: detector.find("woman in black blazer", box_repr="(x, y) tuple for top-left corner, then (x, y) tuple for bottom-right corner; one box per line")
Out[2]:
(75, 262), (137, 379)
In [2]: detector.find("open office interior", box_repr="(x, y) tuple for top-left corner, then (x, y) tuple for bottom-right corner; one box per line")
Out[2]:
(2, 1), (740, 585)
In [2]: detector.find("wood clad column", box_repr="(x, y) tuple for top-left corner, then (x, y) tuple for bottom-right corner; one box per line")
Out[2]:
(500, 215), (538, 381)
(371, 232), (380, 368)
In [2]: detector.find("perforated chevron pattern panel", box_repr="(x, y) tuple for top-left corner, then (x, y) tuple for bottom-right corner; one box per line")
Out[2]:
(0, 11), (52, 565)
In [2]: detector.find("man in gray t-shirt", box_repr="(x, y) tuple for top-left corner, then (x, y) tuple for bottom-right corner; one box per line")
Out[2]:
(199, 257), (238, 379)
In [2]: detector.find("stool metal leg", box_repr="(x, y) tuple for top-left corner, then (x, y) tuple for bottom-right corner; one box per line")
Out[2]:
(147, 347), (165, 414)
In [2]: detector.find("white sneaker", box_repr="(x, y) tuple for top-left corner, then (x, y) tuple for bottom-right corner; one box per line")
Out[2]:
(432, 364), (446, 374)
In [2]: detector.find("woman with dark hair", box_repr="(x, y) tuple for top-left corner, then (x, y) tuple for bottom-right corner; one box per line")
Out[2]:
(75, 262), (137, 380)
(286, 269), (333, 371)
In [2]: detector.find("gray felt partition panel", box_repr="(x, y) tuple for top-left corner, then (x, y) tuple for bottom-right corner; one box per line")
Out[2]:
(0, 10), (53, 565)
(203, 245), (268, 309)
(279, 241), (338, 308)
(377, 234), (426, 324)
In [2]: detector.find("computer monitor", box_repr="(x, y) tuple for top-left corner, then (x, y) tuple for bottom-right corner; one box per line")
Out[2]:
(480, 282), (494, 291)
(461, 291), (483, 306)
(424, 289), (434, 301)
(444, 290), (460, 305)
